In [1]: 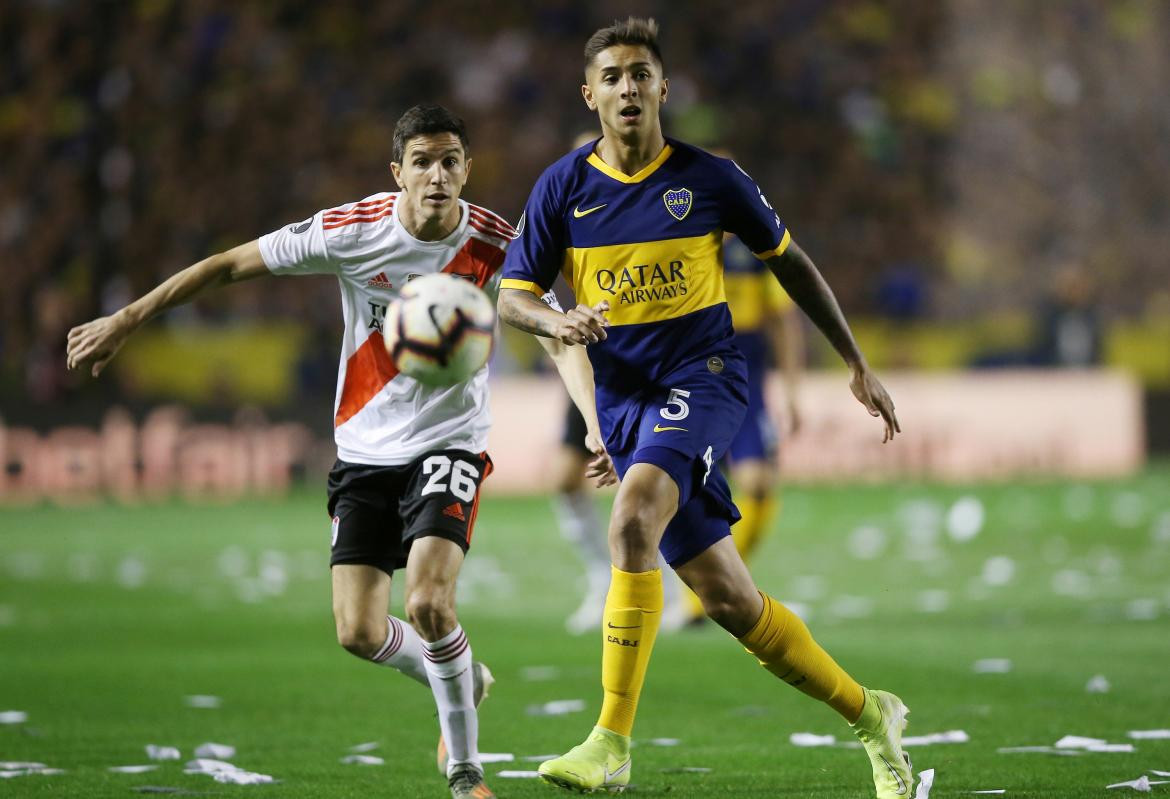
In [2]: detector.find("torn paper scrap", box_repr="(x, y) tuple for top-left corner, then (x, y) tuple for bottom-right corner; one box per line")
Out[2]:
(146, 745), (181, 761)
(913, 767), (935, 799)
(109, 765), (159, 774)
(1086, 675), (1111, 694)
(183, 695), (221, 709)
(184, 759), (236, 774)
(520, 666), (560, 682)
(1056, 735), (1107, 749)
(903, 730), (970, 746)
(0, 711), (28, 724)
(1152, 771), (1170, 777)
(194, 743), (235, 759)
(526, 699), (585, 716)
(214, 770), (274, 785)
(648, 738), (680, 747)
(970, 792), (1006, 795)
(340, 755), (383, 765)
(973, 659), (1012, 674)
(0, 763), (65, 778)
(479, 753), (514, 763)
(497, 770), (541, 778)
(0, 763), (46, 769)
(348, 741), (380, 753)
(1127, 730), (1170, 740)
(521, 755), (562, 762)
(1107, 775), (1151, 791)
(790, 733), (837, 747)
(184, 759), (275, 785)
(997, 746), (1081, 756)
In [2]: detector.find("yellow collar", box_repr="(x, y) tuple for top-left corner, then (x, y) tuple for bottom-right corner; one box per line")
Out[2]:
(586, 144), (674, 184)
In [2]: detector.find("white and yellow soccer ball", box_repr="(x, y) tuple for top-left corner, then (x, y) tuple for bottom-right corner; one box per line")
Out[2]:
(383, 273), (495, 386)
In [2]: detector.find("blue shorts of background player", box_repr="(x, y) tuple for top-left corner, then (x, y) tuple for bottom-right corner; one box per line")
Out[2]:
(726, 371), (779, 462)
(605, 354), (749, 569)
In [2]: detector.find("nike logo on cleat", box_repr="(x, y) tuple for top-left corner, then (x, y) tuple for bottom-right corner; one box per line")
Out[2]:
(604, 759), (631, 783)
(573, 203), (607, 218)
(652, 424), (687, 433)
(879, 755), (908, 795)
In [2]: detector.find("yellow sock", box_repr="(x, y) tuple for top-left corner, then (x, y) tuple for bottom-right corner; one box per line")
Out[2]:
(730, 495), (777, 561)
(596, 566), (663, 736)
(738, 592), (865, 722)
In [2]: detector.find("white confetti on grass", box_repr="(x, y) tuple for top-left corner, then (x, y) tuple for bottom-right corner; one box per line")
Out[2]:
(1107, 775), (1152, 791)
(946, 496), (985, 542)
(1125, 599), (1160, 621)
(1054, 735), (1135, 753)
(981, 556), (1016, 586)
(348, 741), (380, 753)
(997, 746), (1082, 756)
(1086, 675), (1111, 693)
(790, 733), (836, 747)
(184, 758), (275, 785)
(520, 666), (561, 682)
(497, 770), (541, 778)
(660, 767), (712, 773)
(145, 745), (181, 761)
(848, 525), (887, 560)
(340, 755), (384, 765)
(0, 711), (28, 724)
(184, 695), (221, 709)
(109, 765), (158, 774)
(973, 658), (1012, 674)
(1127, 730), (1170, 740)
(913, 767), (935, 799)
(479, 753), (515, 763)
(916, 590), (950, 614)
(903, 730), (970, 746)
(971, 791), (1006, 795)
(647, 738), (680, 747)
(0, 762), (65, 778)
(526, 699), (585, 716)
(194, 743), (236, 759)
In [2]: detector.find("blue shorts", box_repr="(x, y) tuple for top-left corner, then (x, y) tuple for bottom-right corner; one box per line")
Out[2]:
(726, 372), (778, 463)
(606, 358), (749, 568)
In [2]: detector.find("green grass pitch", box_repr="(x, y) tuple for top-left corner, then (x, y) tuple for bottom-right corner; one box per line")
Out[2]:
(2, 467), (1168, 797)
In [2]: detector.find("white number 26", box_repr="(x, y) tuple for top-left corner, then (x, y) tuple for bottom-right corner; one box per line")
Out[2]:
(421, 455), (479, 502)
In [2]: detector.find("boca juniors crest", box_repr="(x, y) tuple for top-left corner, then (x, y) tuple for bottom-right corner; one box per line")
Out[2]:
(662, 188), (693, 221)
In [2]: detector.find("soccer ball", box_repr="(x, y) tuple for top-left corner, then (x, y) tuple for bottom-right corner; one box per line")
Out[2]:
(383, 273), (495, 386)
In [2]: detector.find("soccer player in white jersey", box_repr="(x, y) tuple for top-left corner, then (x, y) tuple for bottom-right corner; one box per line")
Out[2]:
(66, 104), (610, 799)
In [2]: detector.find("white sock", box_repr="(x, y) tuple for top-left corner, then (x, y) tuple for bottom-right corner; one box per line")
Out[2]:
(553, 489), (609, 574)
(422, 624), (479, 775)
(370, 615), (429, 686)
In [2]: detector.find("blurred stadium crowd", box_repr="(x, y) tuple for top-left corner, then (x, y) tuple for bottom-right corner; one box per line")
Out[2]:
(2, 0), (1168, 410)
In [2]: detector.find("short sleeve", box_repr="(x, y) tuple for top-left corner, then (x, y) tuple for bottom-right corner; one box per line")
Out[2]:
(720, 159), (791, 260)
(540, 290), (563, 312)
(500, 169), (565, 296)
(258, 211), (334, 276)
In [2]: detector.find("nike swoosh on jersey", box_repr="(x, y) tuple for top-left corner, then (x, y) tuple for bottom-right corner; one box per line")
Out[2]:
(573, 203), (607, 218)
(652, 424), (687, 433)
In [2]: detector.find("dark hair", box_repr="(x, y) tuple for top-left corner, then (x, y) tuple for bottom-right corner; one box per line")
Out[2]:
(392, 104), (469, 164)
(584, 16), (664, 72)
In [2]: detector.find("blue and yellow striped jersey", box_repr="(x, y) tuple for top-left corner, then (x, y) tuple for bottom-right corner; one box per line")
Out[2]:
(501, 138), (789, 424)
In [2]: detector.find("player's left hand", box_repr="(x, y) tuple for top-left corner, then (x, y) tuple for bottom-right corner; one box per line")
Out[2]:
(556, 301), (610, 346)
(849, 365), (900, 443)
(584, 430), (617, 487)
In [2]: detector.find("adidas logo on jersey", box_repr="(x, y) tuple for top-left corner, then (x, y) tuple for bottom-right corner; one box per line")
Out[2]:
(366, 272), (393, 289)
(442, 502), (466, 522)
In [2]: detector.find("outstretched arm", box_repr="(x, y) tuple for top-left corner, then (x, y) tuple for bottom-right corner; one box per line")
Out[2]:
(67, 240), (269, 376)
(765, 239), (900, 441)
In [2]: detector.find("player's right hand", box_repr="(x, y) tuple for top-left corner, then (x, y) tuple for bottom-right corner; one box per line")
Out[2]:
(555, 301), (609, 346)
(584, 429), (618, 487)
(66, 314), (131, 377)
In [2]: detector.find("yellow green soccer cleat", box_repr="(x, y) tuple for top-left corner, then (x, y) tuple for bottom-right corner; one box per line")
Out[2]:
(437, 661), (495, 775)
(538, 726), (632, 794)
(851, 688), (914, 799)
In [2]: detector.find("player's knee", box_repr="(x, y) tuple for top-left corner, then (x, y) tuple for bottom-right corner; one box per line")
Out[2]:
(404, 587), (457, 640)
(334, 616), (384, 659)
(698, 581), (759, 636)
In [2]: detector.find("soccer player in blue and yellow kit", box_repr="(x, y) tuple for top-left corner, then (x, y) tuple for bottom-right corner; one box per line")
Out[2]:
(498, 18), (911, 798)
